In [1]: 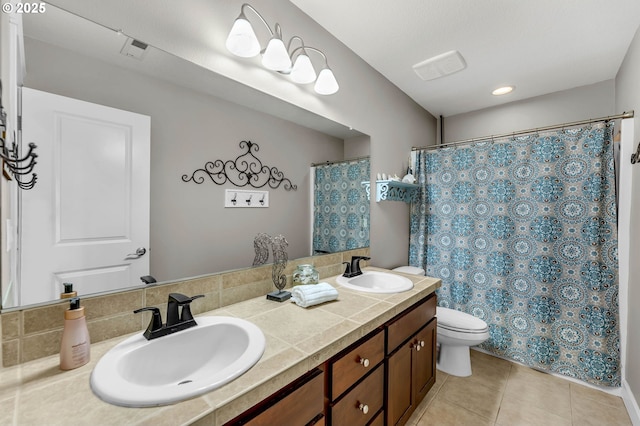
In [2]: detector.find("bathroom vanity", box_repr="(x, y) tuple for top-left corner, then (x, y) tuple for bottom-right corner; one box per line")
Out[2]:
(0, 268), (439, 425)
(226, 280), (437, 426)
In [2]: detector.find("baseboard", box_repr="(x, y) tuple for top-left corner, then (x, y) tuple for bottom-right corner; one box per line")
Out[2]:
(622, 379), (640, 425)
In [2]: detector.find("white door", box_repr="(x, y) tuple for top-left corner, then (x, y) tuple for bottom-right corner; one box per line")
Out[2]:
(20, 88), (150, 306)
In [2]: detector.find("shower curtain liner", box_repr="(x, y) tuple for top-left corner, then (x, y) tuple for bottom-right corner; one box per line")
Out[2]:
(409, 121), (620, 387)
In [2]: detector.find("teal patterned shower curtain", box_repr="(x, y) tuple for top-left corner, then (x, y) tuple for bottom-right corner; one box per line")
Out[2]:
(409, 122), (620, 387)
(313, 158), (370, 253)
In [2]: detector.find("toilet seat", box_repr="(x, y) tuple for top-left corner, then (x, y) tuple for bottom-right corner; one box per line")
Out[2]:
(436, 307), (488, 335)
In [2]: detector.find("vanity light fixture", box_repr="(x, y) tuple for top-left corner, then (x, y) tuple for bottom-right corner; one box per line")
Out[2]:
(225, 3), (339, 95)
(492, 85), (515, 96)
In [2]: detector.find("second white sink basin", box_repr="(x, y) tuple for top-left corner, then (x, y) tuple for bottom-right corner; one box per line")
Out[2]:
(336, 271), (414, 293)
(90, 316), (265, 407)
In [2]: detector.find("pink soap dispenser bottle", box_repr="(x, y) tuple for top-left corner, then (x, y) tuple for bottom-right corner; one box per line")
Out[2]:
(60, 297), (91, 370)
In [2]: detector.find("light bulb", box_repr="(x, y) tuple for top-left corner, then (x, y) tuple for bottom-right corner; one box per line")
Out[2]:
(226, 17), (260, 58)
(314, 68), (339, 95)
(291, 53), (317, 84)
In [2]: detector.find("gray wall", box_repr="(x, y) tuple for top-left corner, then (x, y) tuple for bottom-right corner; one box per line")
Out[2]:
(49, 0), (438, 271)
(23, 37), (345, 282)
(443, 80), (616, 142)
(616, 23), (640, 413)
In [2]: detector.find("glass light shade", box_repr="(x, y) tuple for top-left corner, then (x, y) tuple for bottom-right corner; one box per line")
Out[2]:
(262, 37), (292, 71)
(291, 54), (317, 84)
(225, 18), (260, 58)
(314, 68), (339, 95)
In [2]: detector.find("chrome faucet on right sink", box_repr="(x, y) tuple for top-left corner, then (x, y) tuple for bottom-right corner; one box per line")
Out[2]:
(342, 256), (371, 278)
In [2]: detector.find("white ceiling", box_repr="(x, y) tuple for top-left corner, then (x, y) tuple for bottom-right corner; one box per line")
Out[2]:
(290, 0), (640, 117)
(32, 0), (640, 121)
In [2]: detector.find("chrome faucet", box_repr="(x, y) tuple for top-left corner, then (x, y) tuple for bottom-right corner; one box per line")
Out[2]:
(134, 293), (204, 340)
(342, 256), (371, 278)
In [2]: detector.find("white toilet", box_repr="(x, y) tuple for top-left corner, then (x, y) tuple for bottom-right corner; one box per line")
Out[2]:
(392, 266), (490, 377)
(435, 307), (489, 377)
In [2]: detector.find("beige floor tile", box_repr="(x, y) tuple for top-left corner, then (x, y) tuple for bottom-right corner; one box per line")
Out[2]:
(571, 392), (632, 425)
(503, 364), (572, 420)
(452, 354), (512, 393)
(509, 362), (571, 389)
(410, 350), (633, 426)
(495, 393), (571, 426)
(438, 375), (503, 421)
(503, 378), (571, 420)
(570, 382), (627, 410)
(417, 397), (494, 426)
(470, 349), (513, 372)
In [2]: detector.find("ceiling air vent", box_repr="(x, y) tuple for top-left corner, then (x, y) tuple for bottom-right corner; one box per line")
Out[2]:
(412, 50), (466, 81)
(120, 37), (149, 60)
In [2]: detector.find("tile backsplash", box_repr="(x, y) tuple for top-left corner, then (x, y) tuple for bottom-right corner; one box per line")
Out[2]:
(0, 248), (369, 368)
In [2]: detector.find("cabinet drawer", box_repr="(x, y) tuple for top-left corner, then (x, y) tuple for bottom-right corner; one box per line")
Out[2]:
(244, 368), (324, 426)
(387, 294), (436, 355)
(332, 364), (384, 426)
(369, 409), (384, 426)
(331, 329), (384, 398)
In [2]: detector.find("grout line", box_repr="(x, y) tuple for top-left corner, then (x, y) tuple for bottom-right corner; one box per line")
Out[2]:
(493, 363), (512, 425)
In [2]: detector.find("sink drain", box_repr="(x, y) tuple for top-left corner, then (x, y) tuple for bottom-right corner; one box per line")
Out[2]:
(178, 380), (193, 385)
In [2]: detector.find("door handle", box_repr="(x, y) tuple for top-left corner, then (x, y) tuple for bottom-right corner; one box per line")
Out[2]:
(125, 247), (146, 260)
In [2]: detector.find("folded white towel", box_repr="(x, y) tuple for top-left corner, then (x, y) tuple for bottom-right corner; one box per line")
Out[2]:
(291, 282), (338, 308)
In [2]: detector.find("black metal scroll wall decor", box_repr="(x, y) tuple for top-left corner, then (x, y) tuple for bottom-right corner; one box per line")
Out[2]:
(182, 140), (297, 191)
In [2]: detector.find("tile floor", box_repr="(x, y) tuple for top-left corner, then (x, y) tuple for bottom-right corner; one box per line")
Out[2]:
(407, 349), (632, 426)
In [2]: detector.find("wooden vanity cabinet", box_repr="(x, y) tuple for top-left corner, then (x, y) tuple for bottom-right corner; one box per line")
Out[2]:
(386, 294), (437, 426)
(224, 292), (437, 426)
(225, 367), (325, 426)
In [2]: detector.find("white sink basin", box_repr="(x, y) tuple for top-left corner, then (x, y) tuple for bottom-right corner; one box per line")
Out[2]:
(336, 271), (414, 293)
(90, 316), (265, 407)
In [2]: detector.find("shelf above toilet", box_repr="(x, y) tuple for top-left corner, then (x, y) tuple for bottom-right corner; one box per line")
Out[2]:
(361, 180), (419, 203)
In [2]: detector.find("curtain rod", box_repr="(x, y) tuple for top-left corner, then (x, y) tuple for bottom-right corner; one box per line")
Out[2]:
(311, 155), (370, 167)
(412, 111), (634, 152)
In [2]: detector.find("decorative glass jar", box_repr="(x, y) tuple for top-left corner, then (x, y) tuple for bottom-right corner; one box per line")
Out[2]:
(292, 264), (320, 286)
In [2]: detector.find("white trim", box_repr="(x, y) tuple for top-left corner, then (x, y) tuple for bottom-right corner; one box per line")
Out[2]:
(309, 166), (316, 255)
(622, 379), (640, 425)
(618, 117), (634, 381)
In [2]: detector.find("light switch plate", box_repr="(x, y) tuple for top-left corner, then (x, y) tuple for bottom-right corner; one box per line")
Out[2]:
(224, 189), (269, 208)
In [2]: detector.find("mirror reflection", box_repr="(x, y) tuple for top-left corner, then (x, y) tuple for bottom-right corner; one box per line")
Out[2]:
(312, 157), (370, 254)
(4, 5), (370, 309)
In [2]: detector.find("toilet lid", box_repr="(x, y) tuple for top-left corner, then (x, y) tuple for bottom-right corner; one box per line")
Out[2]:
(392, 266), (425, 275)
(436, 307), (488, 333)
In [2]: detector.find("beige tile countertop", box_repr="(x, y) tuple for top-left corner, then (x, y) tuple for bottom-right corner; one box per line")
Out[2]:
(0, 268), (440, 426)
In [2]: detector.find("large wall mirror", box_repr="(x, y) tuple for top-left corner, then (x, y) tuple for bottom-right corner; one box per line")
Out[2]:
(3, 4), (370, 309)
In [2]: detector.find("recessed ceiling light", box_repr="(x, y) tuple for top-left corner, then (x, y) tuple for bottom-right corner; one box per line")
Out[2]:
(492, 86), (515, 96)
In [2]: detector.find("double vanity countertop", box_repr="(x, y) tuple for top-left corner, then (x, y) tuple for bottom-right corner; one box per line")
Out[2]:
(0, 268), (440, 426)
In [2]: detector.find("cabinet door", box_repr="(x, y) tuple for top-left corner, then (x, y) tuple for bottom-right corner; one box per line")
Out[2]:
(386, 342), (413, 426)
(413, 319), (436, 404)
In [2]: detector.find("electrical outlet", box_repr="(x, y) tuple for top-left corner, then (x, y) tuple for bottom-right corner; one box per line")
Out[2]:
(224, 189), (269, 208)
